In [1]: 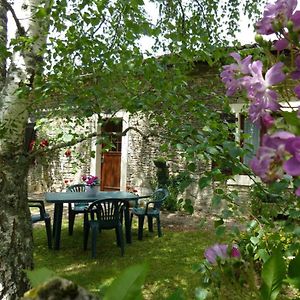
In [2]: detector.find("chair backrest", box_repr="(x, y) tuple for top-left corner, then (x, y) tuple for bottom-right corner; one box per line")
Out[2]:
(152, 188), (169, 210)
(67, 184), (86, 192)
(86, 199), (125, 228)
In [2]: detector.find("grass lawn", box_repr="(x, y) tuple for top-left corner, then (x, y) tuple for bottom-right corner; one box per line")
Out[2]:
(33, 216), (286, 299)
(33, 216), (216, 299)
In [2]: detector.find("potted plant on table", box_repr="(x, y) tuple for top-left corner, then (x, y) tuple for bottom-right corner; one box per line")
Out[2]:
(82, 175), (100, 196)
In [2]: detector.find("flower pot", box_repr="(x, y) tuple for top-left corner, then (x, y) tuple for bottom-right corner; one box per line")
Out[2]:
(86, 185), (97, 197)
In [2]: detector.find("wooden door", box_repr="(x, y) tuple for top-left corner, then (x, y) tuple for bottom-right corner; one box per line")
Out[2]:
(100, 119), (122, 191)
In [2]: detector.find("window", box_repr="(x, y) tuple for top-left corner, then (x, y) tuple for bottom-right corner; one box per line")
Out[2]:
(239, 114), (266, 165)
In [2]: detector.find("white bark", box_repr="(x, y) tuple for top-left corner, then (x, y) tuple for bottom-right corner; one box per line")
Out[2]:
(0, 0), (50, 151)
(0, 0), (52, 298)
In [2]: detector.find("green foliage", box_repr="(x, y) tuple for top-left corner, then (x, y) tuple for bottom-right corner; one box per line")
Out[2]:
(33, 218), (215, 299)
(249, 179), (295, 220)
(104, 264), (148, 300)
(166, 289), (185, 300)
(196, 254), (259, 299)
(26, 267), (56, 288)
(163, 171), (193, 213)
(261, 248), (286, 300)
(287, 252), (300, 290)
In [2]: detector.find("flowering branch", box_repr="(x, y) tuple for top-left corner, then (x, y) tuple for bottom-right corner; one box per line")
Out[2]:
(221, 0), (300, 196)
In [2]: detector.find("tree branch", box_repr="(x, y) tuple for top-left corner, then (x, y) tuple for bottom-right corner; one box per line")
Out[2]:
(177, 0), (186, 39)
(194, 0), (212, 43)
(27, 125), (152, 159)
(1, 0), (26, 36)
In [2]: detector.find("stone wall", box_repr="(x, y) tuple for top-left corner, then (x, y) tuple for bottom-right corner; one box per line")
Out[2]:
(125, 114), (215, 211)
(28, 117), (94, 192)
(126, 114), (162, 195)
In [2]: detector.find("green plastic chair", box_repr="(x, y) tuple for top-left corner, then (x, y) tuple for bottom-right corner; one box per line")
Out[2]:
(83, 199), (125, 258)
(28, 199), (52, 249)
(67, 184), (87, 235)
(130, 188), (168, 240)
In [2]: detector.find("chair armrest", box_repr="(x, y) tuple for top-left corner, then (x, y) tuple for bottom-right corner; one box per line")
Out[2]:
(28, 199), (46, 216)
(145, 200), (162, 214)
(133, 195), (151, 208)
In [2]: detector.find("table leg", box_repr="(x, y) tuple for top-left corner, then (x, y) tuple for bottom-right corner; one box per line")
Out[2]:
(53, 204), (57, 237)
(53, 203), (63, 250)
(124, 202), (131, 244)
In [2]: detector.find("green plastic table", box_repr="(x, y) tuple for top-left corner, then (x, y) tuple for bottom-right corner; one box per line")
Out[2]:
(45, 191), (146, 250)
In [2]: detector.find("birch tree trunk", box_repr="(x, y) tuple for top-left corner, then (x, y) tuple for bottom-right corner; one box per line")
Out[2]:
(0, 0), (50, 298)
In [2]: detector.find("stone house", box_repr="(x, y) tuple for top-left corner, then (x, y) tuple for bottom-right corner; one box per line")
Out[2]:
(28, 56), (291, 212)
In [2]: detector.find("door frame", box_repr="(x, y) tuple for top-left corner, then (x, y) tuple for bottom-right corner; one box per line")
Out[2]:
(90, 111), (129, 191)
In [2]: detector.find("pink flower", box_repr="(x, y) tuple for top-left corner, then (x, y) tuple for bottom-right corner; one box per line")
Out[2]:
(250, 131), (294, 182)
(294, 85), (300, 99)
(283, 137), (300, 176)
(65, 149), (71, 157)
(40, 139), (49, 148)
(256, 0), (297, 35)
(82, 175), (99, 186)
(220, 53), (252, 96)
(245, 61), (285, 102)
(262, 113), (275, 128)
(204, 244), (241, 265)
(205, 244), (228, 264)
(231, 245), (241, 258)
(291, 10), (300, 30)
(274, 38), (289, 51)
(291, 56), (300, 80)
(243, 61), (284, 124)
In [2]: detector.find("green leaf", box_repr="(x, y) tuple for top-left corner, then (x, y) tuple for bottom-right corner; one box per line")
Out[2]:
(36, 7), (48, 18)
(26, 267), (56, 288)
(281, 111), (300, 127)
(187, 162), (196, 172)
(255, 249), (270, 263)
(104, 264), (148, 300)
(166, 288), (185, 299)
(287, 252), (300, 290)
(212, 194), (222, 207)
(215, 225), (226, 237)
(198, 176), (211, 189)
(250, 236), (260, 245)
(260, 248), (286, 300)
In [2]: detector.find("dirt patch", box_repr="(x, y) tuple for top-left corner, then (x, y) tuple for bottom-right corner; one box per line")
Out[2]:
(160, 210), (210, 231)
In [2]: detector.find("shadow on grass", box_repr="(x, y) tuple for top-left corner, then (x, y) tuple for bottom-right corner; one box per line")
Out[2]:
(33, 218), (215, 299)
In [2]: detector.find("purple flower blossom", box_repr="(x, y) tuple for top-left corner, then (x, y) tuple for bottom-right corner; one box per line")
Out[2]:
(250, 131), (294, 182)
(274, 38), (289, 51)
(291, 10), (300, 30)
(248, 98), (280, 124)
(291, 56), (300, 80)
(256, 0), (297, 35)
(261, 113), (275, 128)
(245, 61), (285, 100)
(283, 137), (300, 176)
(244, 61), (284, 123)
(82, 175), (100, 186)
(204, 244), (241, 265)
(205, 244), (228, 264)
(294, 85), (300, 98)
(220, 53), (252, 96)
(231, 245), (241, 258)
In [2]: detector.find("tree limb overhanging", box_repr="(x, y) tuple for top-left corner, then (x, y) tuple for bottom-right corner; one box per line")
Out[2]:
(0, 0), (26, 36)
(28, 125), (152, 159)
